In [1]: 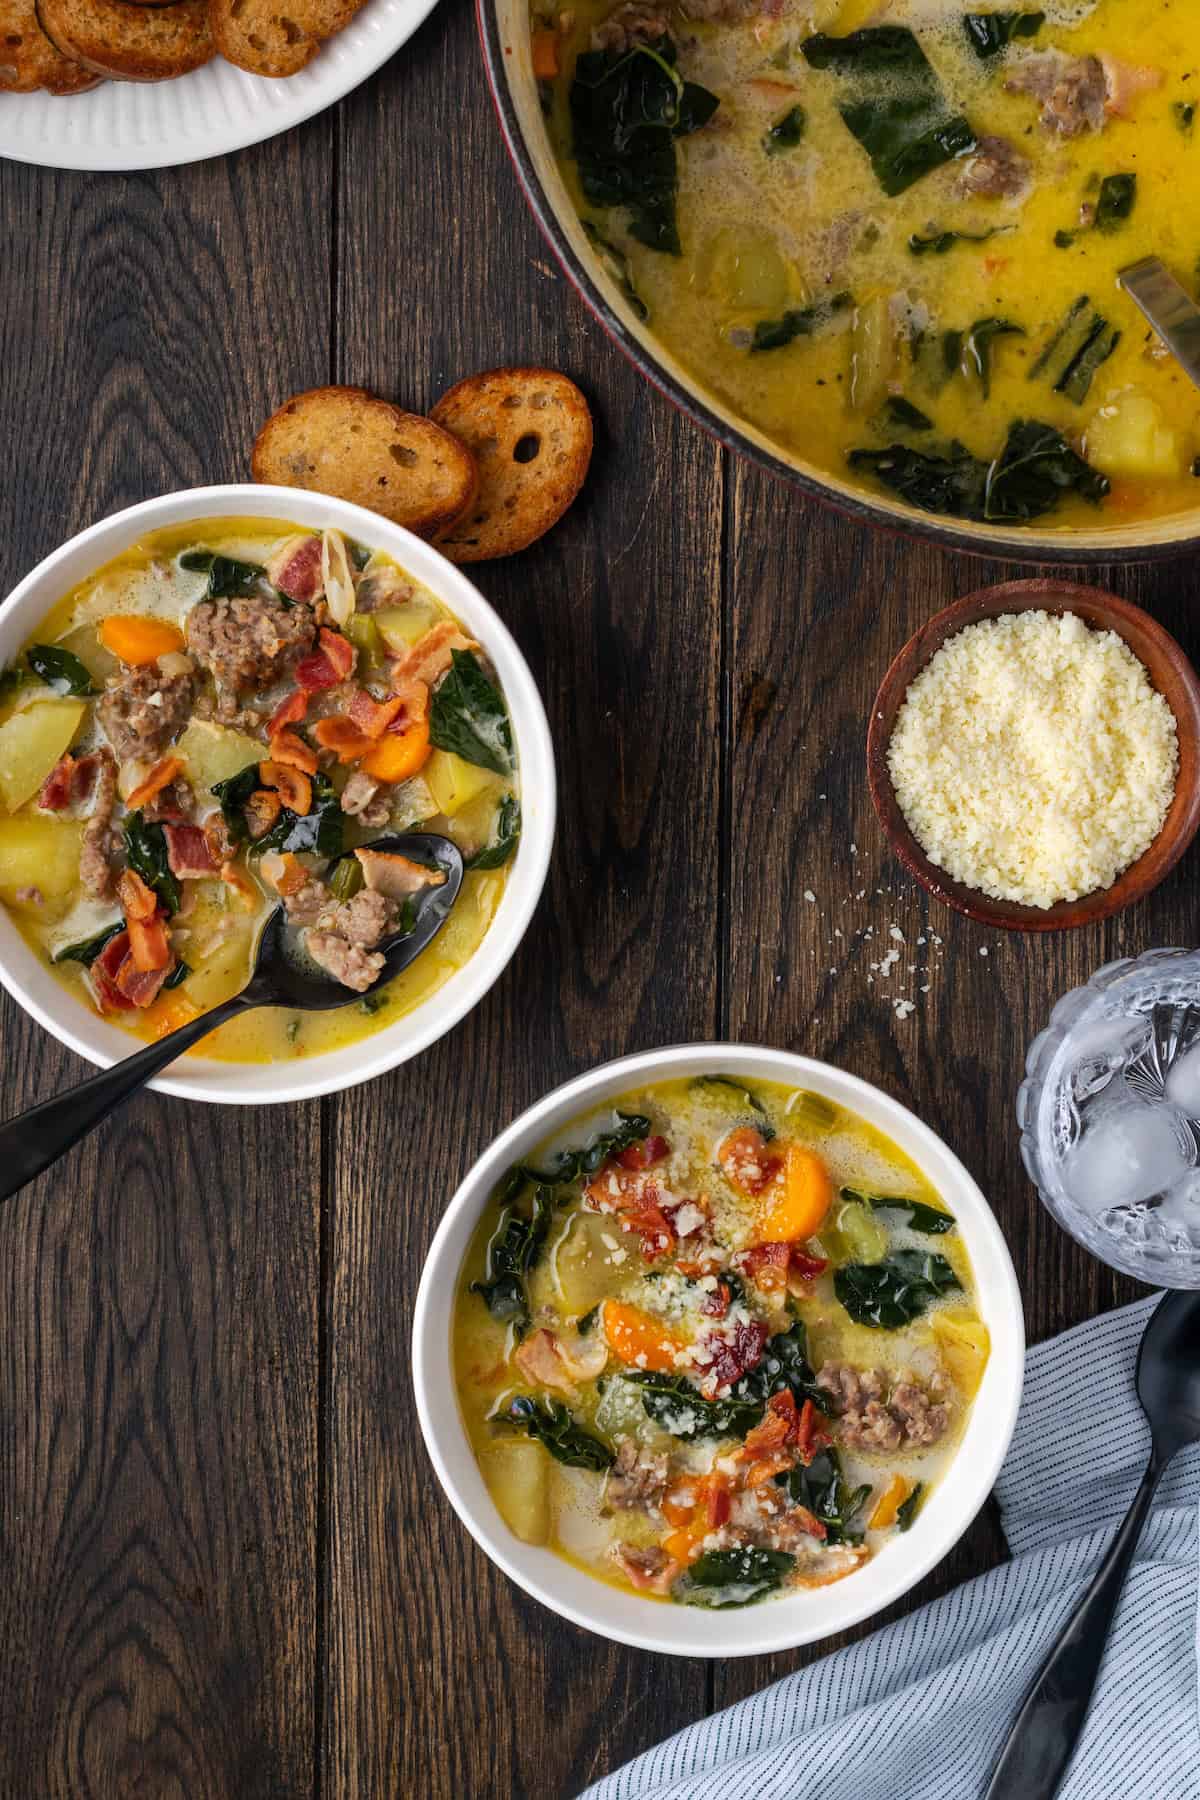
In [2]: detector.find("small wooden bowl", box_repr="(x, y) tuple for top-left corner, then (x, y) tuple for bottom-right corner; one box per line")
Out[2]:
(866, 578), (1200, 932)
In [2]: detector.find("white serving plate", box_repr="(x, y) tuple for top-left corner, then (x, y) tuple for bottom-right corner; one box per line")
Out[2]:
(0, 0), (439, 172)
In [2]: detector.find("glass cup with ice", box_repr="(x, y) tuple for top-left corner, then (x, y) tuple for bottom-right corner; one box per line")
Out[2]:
(1019, 950), (1200, 1286)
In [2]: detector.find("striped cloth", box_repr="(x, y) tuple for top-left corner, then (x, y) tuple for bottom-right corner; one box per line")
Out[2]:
(580, 1296), (1200, 1800)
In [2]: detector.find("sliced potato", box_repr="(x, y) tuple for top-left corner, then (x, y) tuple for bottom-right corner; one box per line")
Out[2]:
(930, 1309), (991, 1400)
(176, 720), (265, 792)
(481, 1438), (550, 1545)
(0, 700), (87, 813)
(373, 602), (438, 654)
(1086, 388), (1185, 479)
(0, 817), (83, 902)
(552, 1211), (620, 1315)
(849, 292), (896, 414)
(424, 749), (499, 818)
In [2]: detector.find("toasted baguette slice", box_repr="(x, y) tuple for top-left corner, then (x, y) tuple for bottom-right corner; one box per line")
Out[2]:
(210, 0), (360, 76)
(0, 0), (100, 89)
(430, 368), (593, 562)
(252, 387), (480, 540)
(38, 0), (212, 77)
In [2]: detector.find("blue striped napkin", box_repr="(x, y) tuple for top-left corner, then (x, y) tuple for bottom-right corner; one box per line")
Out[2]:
(580, 1297), (1200, 1800)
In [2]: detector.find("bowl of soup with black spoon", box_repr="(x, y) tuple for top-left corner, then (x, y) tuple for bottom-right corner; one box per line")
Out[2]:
(0, 486), (555, 1103)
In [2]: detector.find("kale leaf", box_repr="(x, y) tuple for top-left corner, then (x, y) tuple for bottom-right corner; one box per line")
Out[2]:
(570, 38), (719, 255)
(764, 102), (806, 155)
(780, 1447), (872, 1544)
(963, 317), (1024, 398)
(689, 1073), (772, 1127)
(498, 1395), (615, 1471)
(898, 1481), (925, 1530)
(510, 1111), (653, 1190)
(962, 12), (1044, 59)
(849, 419), (1109, 523)
(802, 27), (976, 196)
(909, 225), (1008, 256)
(834, 1250), (961, 1328)
(882, 396), (933, 432)
(255, 771), (345, 858)
(1029, 295), (1120, 403)
(471, 1186), (556, 1335)
(673, 1546), (794, 1607)
(26, 644), (96, 697)
(123, 812), (181, 915)
(843, 1189), (956, 1235)
(1095, 172), (1137, 232)
(428, 649), (513, 776)
(179, 549), (270, 599)
(52, 921), (125, 965)
(210, 764), (262, 843)
(749, 291), (850, 353)
(466, 794), (521, 870)
(629, 1319), (827, 1441)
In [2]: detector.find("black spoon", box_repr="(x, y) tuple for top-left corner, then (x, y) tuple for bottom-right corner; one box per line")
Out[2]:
(0, 831), (463, 1204)
(984, 1289), (1200, 1800)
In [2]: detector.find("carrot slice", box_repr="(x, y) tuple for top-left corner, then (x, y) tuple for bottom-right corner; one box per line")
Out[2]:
(361, 714), (431, 783)
(99, 615), (185, 665)
(151, 994), (200, 1038)
(125, 755), (184, 811)
(531, 27), (559, 77)
(267, 727), (319, 774)
(312, 716), (373, 763)
(258, 761), (312, 815)
(117, 868), (159, 923)
(127, 911), (171, 973)
(869, 1474), (913, 1532)
(756, 1144), (832, 1244)
(601, 1299), (684, 1374)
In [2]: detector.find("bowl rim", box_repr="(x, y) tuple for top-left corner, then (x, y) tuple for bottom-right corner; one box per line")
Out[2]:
(412, 1041), (1026, 1657)
(866, 577), (1200, 933)
(474, 0), (1198, 569)
(0, 483), (556, 1105)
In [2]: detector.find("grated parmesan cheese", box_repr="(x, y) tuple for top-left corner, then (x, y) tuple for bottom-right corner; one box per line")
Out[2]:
(887, 611), (1178, 909)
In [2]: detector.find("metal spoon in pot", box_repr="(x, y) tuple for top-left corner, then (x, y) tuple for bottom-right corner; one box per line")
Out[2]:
(984, 1289), (1200, 1800)
(1118, 257), (1200, 391)
(0, 831), (464, 1205)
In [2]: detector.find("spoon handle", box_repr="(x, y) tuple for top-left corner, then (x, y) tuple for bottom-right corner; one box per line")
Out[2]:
(0, 991), (253, 1203)
(983, 1450), (1164, 1800)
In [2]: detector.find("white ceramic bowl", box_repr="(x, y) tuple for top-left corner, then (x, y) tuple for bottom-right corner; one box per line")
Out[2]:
(413, 1042), (1024, 1656)
(0, 485), (555, 1105)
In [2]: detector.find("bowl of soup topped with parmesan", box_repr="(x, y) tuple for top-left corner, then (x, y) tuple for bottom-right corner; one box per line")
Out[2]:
(414, 1045), (1023, 1654)
(482, 0), (1200, 560)
(0, 487), (555, 1103)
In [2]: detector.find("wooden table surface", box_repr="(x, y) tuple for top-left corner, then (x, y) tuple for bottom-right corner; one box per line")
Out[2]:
(0, 2), (1188, 1794)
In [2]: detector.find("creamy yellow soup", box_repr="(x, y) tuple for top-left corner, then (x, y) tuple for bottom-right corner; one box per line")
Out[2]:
(454, 1076), (989, 1607)
(542, 0), (1200, 530)
(0, 517), (518, 1063)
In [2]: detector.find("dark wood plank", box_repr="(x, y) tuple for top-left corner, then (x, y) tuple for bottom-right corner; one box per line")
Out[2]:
(0, 134), (332, 1799)
(322, 14), (721, 1793)
(712, 459), (1193, 1711)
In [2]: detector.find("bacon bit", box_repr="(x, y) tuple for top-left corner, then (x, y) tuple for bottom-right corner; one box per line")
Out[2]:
(244, 789), (283, 839)
(125, 756), (185, 812)
(391, 675), (429, 727)
(744, 1451), (797, 1489)
(615, 1547), (682, 1593)
(701, 1280), (732, 1319)
(698, 1320), (769, 1394)
(258, 761), (312, 815)
(117, 868), (158, 923)
(296, 649), (341, 692)
(620, 1201), (676, 1261)
(347, 687), (406, 740)
(91, 930), (136, 1012)
(259, 851), (307, 896)
(514, 1327), (576, 1398)
(220, 860), (259, 909)
(737, 1242), (792, 1292)
(617, 1135), (670, 1171)
(795, 1397), (828, 1464)
(266, 533), (324, 602)
(37, 753), (76, 812)
(705, 1475), (732, 1530)
(319, 627), (355, 682)
(312, 716), (372, 763)
(792, 1505), (828, 1542)
(717, 1126), (782, 1196)
(790, 1250), (828, 1282)
(392, 621), (477, 688)
(126, 909), (171, 973)
(741, 1389), (798, 1460)
(115, 953), (172, 1006)
(268, 727), (319, 775)
(268, 689), (308, 735)
(982, 255), (1012, 276)
(163, 822), (217, 879)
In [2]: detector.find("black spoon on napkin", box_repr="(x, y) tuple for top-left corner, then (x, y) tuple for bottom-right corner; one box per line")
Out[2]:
(0, 831), (463, 1205)
(984, 1289), (1200, 1800)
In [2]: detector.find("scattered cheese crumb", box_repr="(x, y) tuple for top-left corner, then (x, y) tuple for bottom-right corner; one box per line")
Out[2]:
(804, 889), (816, 903)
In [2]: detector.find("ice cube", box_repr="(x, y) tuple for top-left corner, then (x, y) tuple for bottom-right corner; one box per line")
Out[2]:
(1165, 1044), (1200, 1117)
(1065, 1017), (1154, 1103)
(1063, 1100), (1196, 1214)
